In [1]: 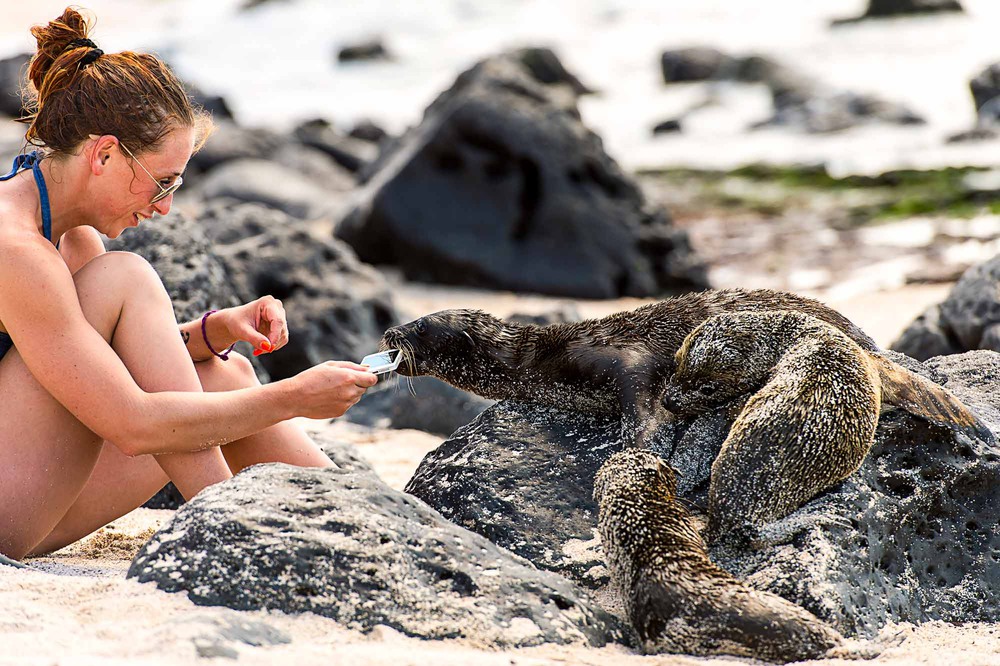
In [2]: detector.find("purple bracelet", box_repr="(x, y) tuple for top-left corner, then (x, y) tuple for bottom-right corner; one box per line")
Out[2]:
(201, 310), (237, 361)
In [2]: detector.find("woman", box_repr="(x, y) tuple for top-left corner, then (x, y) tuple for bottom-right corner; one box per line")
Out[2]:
(0, 8), (379, 560)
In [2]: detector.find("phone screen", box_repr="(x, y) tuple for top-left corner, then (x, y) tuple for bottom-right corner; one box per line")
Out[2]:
(361, 349), (403, 373)
(365, 351), (400, 367)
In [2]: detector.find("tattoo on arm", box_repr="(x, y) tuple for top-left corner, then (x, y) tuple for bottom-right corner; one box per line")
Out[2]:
(181, 329), (191, 345)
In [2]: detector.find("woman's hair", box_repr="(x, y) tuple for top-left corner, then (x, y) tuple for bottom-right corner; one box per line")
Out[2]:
(20, 7), (213, 156)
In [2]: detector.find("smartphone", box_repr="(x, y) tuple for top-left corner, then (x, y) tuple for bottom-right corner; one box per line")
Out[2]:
(360, 349), (403, 375)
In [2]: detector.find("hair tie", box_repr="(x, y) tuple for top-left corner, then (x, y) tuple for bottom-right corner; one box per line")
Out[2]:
(66, 38), (102, 67)
(80, 48), (103, 66)
(67, 38), (98, 50)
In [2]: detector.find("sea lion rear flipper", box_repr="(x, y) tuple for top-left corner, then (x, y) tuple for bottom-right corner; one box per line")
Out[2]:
(874, 356), (995, 444)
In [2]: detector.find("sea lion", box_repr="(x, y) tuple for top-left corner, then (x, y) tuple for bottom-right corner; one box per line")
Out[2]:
(380, 287), (878, 445)
(593, 448), (842, 662)
(664, 310), (993, 543)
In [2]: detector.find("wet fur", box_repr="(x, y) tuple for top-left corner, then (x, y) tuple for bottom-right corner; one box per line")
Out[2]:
(594, 449), (841, 662)
(381, 288), (879, 445)
(666, 310), (992, 543)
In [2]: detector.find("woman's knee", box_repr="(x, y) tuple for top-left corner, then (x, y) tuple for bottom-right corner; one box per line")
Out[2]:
(196, 352), (260, 392)
(72, 251), (172, 339)
(75, 251), (169, 300)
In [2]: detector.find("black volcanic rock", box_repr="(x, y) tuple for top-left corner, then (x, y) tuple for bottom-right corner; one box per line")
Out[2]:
(336, 52), (708, 298)
(512, 47), (594, 95)
(345, 376), (494, 437)
(833, 0), (964, 24)
(337, 39), (391, 63)
(293, 118), (377, 173)
(128, 463), (629, 648)
(894, 255), (1000, 360)
(200, 202), (399, 380)
(405, 351), (1000, 638)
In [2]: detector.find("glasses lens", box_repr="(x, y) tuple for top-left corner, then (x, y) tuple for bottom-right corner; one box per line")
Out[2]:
(150, 176), (183, 204)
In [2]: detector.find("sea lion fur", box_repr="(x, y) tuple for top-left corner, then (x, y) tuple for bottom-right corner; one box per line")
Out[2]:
(594, 448), (842, 663)
(665, 310), (992, 543)
(380, 287), (879, 445)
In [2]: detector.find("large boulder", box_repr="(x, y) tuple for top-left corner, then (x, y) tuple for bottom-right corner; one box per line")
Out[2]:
(0, 53), (29, 118)
(405, 402), (728, 589)
(196, 158), (348, 220)
(405, 351), (1000, 638)
(200, 202), (400, 380)
(893, 255), (1000, 360)
(336, 52), (708, 299)
(127, 463), (629, 648)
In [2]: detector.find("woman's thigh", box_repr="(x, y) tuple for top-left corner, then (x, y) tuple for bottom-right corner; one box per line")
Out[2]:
(0, 252), (185, 558)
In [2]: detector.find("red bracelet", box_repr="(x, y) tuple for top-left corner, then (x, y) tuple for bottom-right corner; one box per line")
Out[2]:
(201, 310), (237, 361)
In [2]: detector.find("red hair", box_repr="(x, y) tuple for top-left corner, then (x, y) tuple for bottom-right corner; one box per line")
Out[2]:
(20, 7), (213, 156)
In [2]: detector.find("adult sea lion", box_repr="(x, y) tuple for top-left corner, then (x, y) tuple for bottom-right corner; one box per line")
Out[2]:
(594, 448), (842, 663)
(380, 287), (878, 445)
(664, 310), (993, 543)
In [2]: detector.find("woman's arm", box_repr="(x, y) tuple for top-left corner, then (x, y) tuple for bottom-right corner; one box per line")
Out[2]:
(0, 237), (375, 457)
(180, 297), (288, 362)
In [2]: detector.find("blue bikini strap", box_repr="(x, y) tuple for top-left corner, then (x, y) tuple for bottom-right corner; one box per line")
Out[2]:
(0, 152), (53, 242)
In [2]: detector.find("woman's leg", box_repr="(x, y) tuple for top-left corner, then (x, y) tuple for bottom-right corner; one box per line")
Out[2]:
(194, 353), (335, 473)
(26, 349), (334, 557)
(0, 252), (231, 559)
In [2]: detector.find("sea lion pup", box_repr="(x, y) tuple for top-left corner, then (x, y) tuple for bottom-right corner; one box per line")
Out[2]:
(594, 449), (842, 662)
(379, 288), (878, 445)
(665, 310), (993, 544)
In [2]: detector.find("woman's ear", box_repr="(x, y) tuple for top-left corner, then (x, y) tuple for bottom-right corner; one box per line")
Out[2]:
(89, 135), (118, 174)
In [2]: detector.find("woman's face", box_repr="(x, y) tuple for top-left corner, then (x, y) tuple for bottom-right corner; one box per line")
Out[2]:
(98, 125), (194, 239)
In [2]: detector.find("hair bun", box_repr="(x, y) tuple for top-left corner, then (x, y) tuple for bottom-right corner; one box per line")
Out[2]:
(26, 7), (93, 93)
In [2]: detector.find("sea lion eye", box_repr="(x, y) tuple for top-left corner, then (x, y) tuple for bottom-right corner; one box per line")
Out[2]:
(699, 384), (718, 397)
(414, 320), (427, 335)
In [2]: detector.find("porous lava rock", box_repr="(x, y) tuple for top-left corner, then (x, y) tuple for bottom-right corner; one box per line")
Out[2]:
(105, 211), (243, 333)
(336, 52), (708, 298)
(405, 402), (722, 589)
(127, 463), (629, 648)
(893, 256), (1000, 360)
(406, 351), (1000, 638)
(200, 202), (400, 380)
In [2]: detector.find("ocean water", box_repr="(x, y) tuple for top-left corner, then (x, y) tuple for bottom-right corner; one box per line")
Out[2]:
(2, 0), (999, 175)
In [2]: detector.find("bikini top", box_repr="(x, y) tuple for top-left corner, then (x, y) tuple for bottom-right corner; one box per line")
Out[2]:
(0, 152), (56, 350)
(0, 151), (53, 243)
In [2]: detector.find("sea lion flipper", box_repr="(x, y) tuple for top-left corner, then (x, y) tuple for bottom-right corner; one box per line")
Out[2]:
(874, 356), (995, 444)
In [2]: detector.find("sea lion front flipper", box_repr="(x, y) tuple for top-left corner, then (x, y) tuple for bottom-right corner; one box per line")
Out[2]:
(873, 355), (995, 444)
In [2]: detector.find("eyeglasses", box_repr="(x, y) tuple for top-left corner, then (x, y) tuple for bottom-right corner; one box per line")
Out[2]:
(118, 142), (183, 205)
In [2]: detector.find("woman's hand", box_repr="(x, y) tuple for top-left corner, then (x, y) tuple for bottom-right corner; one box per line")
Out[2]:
(287, 361), (379, 419)
(216, 296), (288, 356)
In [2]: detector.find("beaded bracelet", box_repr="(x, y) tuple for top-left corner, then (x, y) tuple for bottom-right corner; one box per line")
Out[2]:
(201, 310), (237, 361)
